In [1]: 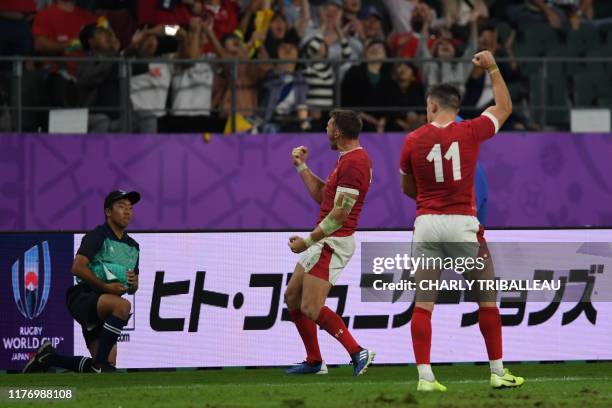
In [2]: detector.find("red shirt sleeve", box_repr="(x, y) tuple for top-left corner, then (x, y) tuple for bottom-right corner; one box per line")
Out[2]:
(337, 160), (366, 192)
(467, 113), (498, 142)
(399, 134), (413, 175)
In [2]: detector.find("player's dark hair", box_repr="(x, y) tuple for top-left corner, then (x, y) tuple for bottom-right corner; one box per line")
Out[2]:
(329, 109), (363, 139)
(427, 83), (461, 112)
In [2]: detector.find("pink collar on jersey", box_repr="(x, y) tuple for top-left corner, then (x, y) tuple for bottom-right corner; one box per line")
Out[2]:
(430, 121), (453, 128)
(338, 146), (363, 157)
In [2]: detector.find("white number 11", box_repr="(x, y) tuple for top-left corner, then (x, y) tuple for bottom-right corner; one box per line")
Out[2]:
(426, 142), (462, 182)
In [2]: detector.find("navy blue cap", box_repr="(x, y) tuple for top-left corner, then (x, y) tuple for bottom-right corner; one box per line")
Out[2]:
(104, 190), (141, 209)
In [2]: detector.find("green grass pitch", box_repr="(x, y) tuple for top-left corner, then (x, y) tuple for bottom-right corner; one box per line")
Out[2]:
(3, 362), (611, 407)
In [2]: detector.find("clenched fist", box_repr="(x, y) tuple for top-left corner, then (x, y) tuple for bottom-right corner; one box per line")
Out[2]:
(291, 145), (309, 167)
(472, 50), (496, 69)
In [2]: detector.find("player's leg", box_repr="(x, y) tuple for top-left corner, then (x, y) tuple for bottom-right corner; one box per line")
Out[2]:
(301, 272), (362, 353)
(284, 263), (324, 373)
(24, 286), (100, 374)
(93, 294), (131, 368)
(473, 255), (504, 376)
(447, 220), (503, 379)
(108, 345), (117, 367)
(473, 249), (524, 388)
(88, 340), (97, 361)
(412, 264), (446, 391)
(302, 273), (375, 376)
(410, 216), (446, 391)
(22, 341), (93, 374)
(88, 341), (118, 368)
(300, 240), (374, 376)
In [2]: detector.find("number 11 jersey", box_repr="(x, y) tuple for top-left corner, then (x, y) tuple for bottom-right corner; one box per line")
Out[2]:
(399, 113), (499, 217)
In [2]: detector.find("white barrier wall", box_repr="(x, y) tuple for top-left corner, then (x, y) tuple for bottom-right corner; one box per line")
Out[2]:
(73, 230), (612, 368)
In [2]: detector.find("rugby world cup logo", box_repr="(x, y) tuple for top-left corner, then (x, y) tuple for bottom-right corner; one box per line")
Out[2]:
(11, 241), (52, 320)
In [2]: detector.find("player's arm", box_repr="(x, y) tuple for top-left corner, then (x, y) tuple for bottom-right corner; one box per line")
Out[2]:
(292, 145), (325, 204)
(72, 233), (126, 296)
(400, 172), (417, 200)
(288, 188), (358, 253)
(127, 254), (139, 294)
(71, 256), (126, 296)
(399, 134), (416, 199)
(472, 50), (512, 131)
(72, 255), (110, 292)
(307, 189), (357, 244)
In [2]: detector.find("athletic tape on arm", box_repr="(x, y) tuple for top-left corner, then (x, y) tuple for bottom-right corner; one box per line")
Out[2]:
(319, 214), (343, 236)
(319, 187), (359, 236)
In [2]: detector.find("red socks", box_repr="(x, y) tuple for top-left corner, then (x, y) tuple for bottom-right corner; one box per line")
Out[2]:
(290, 306), (362, 360)
(410, 306), (503, 365)
(478, 307), (503, 360)
(289, 309), (322, 365)
(316, 306), (361, 356)
(411, 307), (432, 364)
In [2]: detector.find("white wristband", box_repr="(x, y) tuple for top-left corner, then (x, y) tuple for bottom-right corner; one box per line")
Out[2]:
(295, 163), (308, 173)
(304, 235), (315, 248)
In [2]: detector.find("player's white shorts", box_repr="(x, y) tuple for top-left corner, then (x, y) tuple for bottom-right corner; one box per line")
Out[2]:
(298, 235), (355, 285)
(412, 214), (484, 266)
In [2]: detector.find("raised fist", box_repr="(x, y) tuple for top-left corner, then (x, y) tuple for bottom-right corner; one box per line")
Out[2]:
(291, 145), (309, 167)
(472, 50), (496, 69)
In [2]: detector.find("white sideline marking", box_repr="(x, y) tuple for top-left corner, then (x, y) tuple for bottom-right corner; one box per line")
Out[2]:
(101, 376), (610, 391)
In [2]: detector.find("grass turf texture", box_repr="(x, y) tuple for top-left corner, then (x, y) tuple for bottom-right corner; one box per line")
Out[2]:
(3, 362), (611, 407)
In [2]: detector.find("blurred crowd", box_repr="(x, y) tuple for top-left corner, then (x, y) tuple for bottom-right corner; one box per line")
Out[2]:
(0, 0), (608, 133)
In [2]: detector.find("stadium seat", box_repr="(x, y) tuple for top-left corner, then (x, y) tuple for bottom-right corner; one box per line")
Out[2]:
(528, 74), (545, 126)
(496, 21), (513, 45)
(529, 71), (570, 127)
(514, 40), (543, 80)
(594, 2), (612, 19)
(597, 23), (612, 72)
(585, 48), (612, 78)
(592, 72), (612, 104)
(515, 41), (542, 58)
(546, 80), (571, 127)
(597, 96), (612, 109)
(514, 44), (542, 82)
(566, 26), (601, 54)
(547, 80), (571, 127)
(507, 82), (523, 103)
(545, 45), (579, 79)
(518, 23), (560, 56)
(573, 73), (597, 107)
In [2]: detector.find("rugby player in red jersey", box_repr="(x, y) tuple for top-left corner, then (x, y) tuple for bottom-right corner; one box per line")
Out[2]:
(399, 51), (524, 391)
(284, 109), (375, 376)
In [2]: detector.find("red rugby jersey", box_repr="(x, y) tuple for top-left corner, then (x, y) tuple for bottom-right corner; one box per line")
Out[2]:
(317, 147), (373, 237)
(399, 114), (498, 217)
